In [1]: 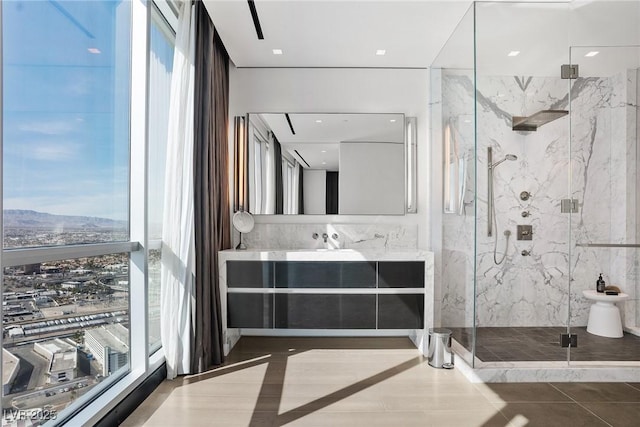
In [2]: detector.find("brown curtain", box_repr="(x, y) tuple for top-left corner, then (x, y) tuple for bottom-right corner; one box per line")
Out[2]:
(273, 135), (284, 214)
(298, 166), (304, 214)
(325, 171), (339, 214)
(193, 0), (231, 372)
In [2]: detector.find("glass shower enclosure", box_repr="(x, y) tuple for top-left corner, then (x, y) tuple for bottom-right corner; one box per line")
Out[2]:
(432, 0), (640, 369)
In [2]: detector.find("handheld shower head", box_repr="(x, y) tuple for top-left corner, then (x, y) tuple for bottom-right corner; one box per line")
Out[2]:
(490, 154), (518, 169)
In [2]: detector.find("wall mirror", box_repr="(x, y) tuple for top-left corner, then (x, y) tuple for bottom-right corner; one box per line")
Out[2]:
(235, 112), (415, 215)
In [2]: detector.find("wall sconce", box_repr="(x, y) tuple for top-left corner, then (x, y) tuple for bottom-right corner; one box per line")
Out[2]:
(406, 117), (417, 213)
(234, 115), (248, 212)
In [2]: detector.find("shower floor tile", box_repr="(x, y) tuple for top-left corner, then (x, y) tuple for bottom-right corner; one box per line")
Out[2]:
(449, 327), (640, 362)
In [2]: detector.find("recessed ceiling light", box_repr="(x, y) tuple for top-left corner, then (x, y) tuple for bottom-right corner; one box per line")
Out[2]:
(376, 49), (386, 56)
(88, 48), (101, 54)
(322, 161), (326, 165)
(585, 51), (599, 57)
(507, 51), (520, 57)
(321, 150), (327, 153)
(272, 49), (283, 55)
(315, 119), (322, 123)
(390, 119), (396, 123)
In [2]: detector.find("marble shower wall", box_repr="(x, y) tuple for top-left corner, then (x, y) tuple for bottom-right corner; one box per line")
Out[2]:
(241, 223), (418, 251)
(440, 70), (639, 329)
(570, 70), (639, 331)
(440, 70), (476, 328)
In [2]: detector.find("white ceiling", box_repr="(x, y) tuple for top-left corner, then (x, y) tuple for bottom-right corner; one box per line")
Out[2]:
(203, 0), (640, 75)
(203, 0), (474, 68)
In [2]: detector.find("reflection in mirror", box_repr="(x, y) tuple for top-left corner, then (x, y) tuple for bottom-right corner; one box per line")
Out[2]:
(443, 118), (467, 214)
(406, 117), (417, 213)
(241, 113), (407, 215)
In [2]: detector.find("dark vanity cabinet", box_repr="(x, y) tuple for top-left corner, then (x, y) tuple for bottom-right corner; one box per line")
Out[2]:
(226, 260), (424, 330)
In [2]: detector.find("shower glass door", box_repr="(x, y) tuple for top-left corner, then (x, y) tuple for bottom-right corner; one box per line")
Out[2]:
(473, 1), (571, 364)
(568, 45), (640, 364)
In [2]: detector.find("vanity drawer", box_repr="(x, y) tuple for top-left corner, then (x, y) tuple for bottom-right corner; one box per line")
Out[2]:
(274, 294), (376, 329)
(378, 261), (425, 288)
(228, 293), (273, 328)
(378, 294), (424, 329)
(227, 261), (274, 288)
(274, 261), (376, 288)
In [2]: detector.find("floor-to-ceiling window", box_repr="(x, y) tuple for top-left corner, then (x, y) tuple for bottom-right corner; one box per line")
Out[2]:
(1, 0), (176, 424)
(147, 3), (176, 355)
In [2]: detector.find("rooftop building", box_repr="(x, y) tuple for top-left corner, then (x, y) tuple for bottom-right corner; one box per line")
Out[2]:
(84, 324), (129, 377)
(2, 348), (20, 395)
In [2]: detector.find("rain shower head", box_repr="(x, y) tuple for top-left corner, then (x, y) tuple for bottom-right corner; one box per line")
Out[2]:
(512, 110), (568, 131)
(490, 154), (518, 169)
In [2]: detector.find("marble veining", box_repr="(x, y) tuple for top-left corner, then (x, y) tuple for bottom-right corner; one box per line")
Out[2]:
(240, 223), (417, 251)
(452, 340), (640, 383)
(440, 69), (638, 331)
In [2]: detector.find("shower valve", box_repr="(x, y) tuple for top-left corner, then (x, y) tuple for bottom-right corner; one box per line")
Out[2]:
(520, 191), (532, 201)
(521, 250), (531, 256)
(521, 211), (530, 218)
(517, 225), (533, 240)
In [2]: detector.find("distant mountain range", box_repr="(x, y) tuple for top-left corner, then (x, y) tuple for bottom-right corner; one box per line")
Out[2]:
(3, 210), (127, 230)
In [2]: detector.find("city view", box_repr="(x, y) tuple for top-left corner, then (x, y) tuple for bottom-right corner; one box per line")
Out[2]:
(2, 0), (169, 423)
(2, 210), (136, 426)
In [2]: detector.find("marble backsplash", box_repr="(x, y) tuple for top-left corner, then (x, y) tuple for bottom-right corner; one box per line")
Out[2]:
(240, 223), (418, 251)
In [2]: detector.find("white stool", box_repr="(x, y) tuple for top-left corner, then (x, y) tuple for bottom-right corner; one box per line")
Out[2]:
(582, 290), (629, 338)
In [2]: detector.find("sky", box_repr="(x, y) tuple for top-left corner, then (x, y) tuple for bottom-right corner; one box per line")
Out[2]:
(3, 0), (130, 220)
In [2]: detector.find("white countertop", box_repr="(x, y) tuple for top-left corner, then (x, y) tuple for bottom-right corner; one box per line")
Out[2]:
(219, 248), (433, 262)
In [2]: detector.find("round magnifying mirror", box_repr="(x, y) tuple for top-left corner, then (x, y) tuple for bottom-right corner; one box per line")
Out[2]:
(232, 211), (254, 249)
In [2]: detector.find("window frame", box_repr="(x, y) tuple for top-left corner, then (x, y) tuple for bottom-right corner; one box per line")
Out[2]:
(0, 0), (177, 424)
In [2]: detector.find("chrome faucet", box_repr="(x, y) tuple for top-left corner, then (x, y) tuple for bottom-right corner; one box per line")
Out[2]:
(313, 232), (339, 245)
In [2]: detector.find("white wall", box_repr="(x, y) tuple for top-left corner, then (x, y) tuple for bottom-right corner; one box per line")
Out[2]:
(229, 67), (431, 248)
(339, 142), (404, 215)
(303, 169), (326, 215)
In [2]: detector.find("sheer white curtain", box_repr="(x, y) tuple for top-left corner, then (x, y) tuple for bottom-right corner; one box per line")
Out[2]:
(264, 133), (276, 214)
(160, 0), (195, 380)
(292, 162), (300, 214)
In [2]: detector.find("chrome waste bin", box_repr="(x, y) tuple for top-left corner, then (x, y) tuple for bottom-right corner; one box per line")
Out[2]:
(427, 328), (454, 369)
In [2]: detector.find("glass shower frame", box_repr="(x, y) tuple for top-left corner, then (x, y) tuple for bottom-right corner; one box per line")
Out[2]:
(433, 0), (640, 369)
(474, 0), (572, 365)
(568, 44), (640, 364)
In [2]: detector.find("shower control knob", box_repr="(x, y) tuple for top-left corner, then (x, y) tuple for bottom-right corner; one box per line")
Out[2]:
(521, 250), (531, 256)
(520, 191), (532, 201)
(521, 211), (530, 217)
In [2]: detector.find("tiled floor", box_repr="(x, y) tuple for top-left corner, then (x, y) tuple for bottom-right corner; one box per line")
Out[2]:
(122, 337), (640, 426)
(450, 327), (640, 362)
